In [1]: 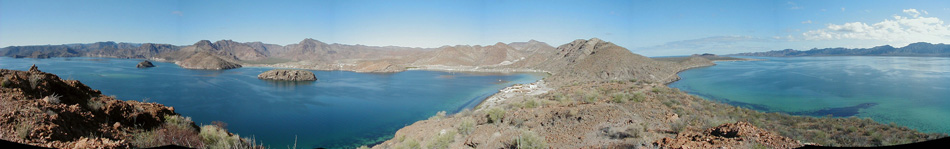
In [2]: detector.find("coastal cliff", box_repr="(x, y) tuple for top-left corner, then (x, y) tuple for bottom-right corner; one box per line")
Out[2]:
(0, 67), (261, 148)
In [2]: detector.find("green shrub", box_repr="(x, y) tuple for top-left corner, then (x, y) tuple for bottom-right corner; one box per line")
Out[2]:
(458, 117), (475, 135)
(132, 115), (204, 148)
(199, 125), (240, 149)
(455, 109), (473, 118)
(429, 111), (447, 120)
(487, 108), (506, 123)
(29, 74), (42, 89)
(514, 130), (548, 149)
(16, 121), (32, 139)
(523, 98), (539, 108)
(552, 93), (572, 105)
(426, 130), (456, 149)
(131, 130), (158, 147)
(164, 115), (193, 129)
(87, 100), (105, 111)
(1, 77), (10, 88)
(583, 92), (599, 103)
(631, 92), (646, 102)
(610, 93), (627, 103)
(553, 93), (567, 101)
(671, 120), (687, 133)
(397, 138), (421, 149)
(651, 87), (663, 93)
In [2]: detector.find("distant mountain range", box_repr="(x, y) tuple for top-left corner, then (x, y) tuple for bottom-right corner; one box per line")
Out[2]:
(730, 42), (950, 57)
(0, 38), (715, 84)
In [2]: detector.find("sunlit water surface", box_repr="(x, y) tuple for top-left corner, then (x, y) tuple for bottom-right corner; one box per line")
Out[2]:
(0, 57), (543, 148)
(670, 56), (950, 133)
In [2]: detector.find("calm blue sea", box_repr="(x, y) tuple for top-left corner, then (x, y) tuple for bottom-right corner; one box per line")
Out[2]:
(670, 56), (950, 133)
(0, 57), (543, 148)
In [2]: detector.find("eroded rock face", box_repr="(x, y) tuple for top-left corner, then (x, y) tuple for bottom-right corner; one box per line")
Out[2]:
(257, 69), (317, 81)
(136, 60), (155, 68)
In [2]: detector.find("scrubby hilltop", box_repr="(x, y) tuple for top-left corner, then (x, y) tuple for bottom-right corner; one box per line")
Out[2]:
(526, 38), (710, 85)
(369, 39), (944, 149)
(0, 66), (261, 148)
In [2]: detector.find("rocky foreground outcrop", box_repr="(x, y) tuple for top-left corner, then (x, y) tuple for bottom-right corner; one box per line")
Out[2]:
(176, 52), (241, 70)
(257, 69), (317, 81)
(655, 122), (803, 148)
(136, 60), (155, 68)
(0, 67), (259, 148)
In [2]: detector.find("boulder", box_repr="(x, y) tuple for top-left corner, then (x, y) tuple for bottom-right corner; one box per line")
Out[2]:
(136, 60), (155, 68)
(257, 69), (317, 81)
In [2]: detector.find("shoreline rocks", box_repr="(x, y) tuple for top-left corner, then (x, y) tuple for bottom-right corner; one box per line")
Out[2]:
(257, 69), (317, 81)
(136, 60), (155, 68)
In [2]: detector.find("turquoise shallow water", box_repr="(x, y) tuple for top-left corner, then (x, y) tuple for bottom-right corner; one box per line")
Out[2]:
(0, 57), (543, 148)
(669, 56), (950, 133)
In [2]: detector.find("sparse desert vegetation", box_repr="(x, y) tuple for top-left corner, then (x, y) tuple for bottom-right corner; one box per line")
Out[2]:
(0, 69), (262, 148)
(371, 80), (946, 148)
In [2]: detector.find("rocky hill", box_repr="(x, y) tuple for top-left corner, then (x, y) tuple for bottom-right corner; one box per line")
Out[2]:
(257, 69), (317, 81)
(527, 38), (698, 85)
(367, 39), (944, 149)
(732, 42), (950, 57)
(0, 66), (261, 148)
(175, 52), (242, 70)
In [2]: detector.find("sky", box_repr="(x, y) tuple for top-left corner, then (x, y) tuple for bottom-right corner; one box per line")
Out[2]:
(1, 0), (949, 56)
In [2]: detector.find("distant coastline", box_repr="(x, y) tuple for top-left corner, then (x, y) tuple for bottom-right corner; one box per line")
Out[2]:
(731, 42), (950, 57)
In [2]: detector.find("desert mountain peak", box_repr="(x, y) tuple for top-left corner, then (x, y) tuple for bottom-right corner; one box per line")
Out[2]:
(194, 40), (215, 50)
(299, 38), (324, 44)
(493, 42), (507, 46)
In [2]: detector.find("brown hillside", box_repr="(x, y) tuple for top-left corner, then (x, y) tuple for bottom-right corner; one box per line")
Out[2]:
(176, 52), (242, 70)
(0, 66), (261, 148)
(529, 38), (701, 86)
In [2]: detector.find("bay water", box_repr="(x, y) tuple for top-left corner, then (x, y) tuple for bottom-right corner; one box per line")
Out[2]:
(0, 57), (543, 148)
(670, 56), (950, 133)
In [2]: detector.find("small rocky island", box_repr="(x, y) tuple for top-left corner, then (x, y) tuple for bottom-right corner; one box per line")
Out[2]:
(257, 69), (317, 81)
(136, 60), (155, 68)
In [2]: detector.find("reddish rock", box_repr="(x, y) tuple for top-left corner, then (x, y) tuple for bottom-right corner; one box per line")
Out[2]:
(655, 122), (804, 149)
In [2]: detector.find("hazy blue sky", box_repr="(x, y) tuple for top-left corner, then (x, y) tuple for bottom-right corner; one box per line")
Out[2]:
(2, 0), (949, 56)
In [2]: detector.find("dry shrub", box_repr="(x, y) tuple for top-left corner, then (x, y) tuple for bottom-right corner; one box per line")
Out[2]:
(132, 115), (204, 148)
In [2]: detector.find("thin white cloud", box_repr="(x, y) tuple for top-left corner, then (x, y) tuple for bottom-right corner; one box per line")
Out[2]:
(171, 11), (184, 16)
(802, 20), (812, 24)
(903, 9), (920, 17)
(787, 1), (802, 10)
(802, 9), (950, 46)
(841, 7), (846, 11)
